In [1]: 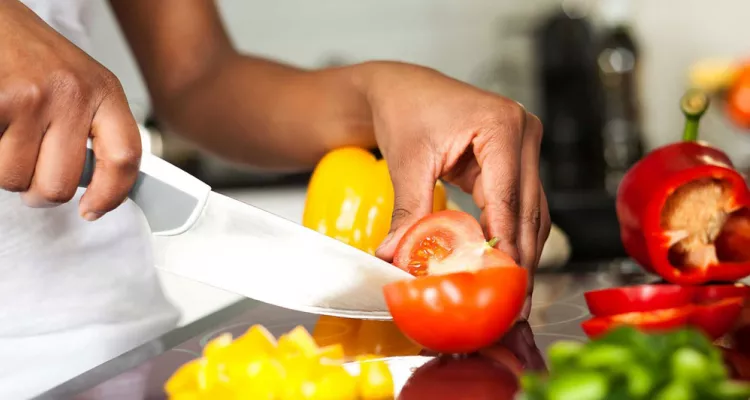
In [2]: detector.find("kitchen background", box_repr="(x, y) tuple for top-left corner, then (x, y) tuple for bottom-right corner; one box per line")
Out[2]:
(84, 0), (750, 326)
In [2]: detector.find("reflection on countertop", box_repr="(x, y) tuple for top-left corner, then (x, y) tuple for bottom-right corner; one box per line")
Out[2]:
(40, 260), (665, 400)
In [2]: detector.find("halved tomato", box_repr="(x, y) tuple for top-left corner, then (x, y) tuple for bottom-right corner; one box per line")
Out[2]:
(584, 284), (695, 317)
(392, 210), (517, 277)
(581, 307), (693, 339)
(383, 210), (527, 354)
(690, 297), (745, 340)
(384, 266), (527, 354)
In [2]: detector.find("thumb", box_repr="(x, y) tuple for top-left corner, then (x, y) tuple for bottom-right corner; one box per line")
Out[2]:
(375, 158), (436, 261)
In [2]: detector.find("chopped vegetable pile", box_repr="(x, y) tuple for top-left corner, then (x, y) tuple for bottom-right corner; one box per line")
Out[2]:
(521, 326), (750, 400)
(165, 325), (394, 400)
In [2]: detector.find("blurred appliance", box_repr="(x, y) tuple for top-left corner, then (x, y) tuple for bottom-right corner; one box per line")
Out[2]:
(597, 0), (644, 196)
(535, 2), (626, 261)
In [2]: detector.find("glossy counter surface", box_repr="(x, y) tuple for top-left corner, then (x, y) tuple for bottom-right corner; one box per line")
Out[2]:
(33, 260), (698, 399)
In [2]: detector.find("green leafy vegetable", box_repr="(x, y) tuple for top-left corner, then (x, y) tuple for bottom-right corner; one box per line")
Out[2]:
(521, 326), (750, 400)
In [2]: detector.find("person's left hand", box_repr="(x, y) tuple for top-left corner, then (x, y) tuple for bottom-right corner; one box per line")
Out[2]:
(363, 62), (550, 318)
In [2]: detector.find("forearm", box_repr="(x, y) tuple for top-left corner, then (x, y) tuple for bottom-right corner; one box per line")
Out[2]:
(151, 55), (376, 170)
(111, 0), (377, 170)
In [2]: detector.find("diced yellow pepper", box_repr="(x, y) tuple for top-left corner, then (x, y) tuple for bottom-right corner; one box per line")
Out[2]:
(165, 360), (202, 396)
(232, 325), (278, 356)
(358, 359), (395, 399)
(195, 358), (226, 392)
(167, 391), (201, 400)
(277, 326), (320, 358)
(165, 325), (396, 400)
(229, 358), (285, 400)
(317, 343), (345, 362)
(203, 333), (233, 358)
(308, 364), (359, 400)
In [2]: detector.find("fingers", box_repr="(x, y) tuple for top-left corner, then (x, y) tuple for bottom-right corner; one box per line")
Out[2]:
(536, 188), (552, 267)
(79, 90), (141, 220)
(375, 143), (437, 261)
(21, 88), (91, 208)
(0, 119), (45, 195)
(517, 113), (543, 270)
(472, 103), (526, 262)
(0, 82), (46, 196)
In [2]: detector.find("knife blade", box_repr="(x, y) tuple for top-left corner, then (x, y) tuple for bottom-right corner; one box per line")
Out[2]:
(79, 146), (413, 320)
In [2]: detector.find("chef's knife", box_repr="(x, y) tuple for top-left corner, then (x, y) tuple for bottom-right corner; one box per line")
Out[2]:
(78, 147), (413, 321)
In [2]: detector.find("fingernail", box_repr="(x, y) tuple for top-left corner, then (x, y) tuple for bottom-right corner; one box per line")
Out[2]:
(82, 211), (103, 222)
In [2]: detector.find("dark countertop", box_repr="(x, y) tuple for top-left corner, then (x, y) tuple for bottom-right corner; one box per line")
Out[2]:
(32, 260), (699, 400)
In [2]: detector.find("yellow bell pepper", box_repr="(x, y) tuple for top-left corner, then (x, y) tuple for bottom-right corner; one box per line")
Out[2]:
(303, 146), (447, 256)
(165, 325), (395, 400)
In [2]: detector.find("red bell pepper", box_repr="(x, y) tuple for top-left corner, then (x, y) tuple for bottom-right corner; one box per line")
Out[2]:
(583, 283), (749, 340)
(584, 284), (696, 316)
(617, 89), (750, 285)
(581, 307), (693, 339)
(691, 297), (745, 340)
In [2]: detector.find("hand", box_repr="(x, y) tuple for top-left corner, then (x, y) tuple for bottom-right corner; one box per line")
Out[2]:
(365, 62), (550, 317)
(0, 0), (141, 220)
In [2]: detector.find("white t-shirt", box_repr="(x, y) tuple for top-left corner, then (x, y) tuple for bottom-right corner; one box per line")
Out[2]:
(0, 1), (180, 399)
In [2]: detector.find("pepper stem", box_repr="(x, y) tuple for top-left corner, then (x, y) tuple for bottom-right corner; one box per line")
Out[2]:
(681, 89), (710, 142)
(487, 237), (500, 247)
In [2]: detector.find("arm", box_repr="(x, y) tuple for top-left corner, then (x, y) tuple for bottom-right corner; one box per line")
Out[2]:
(109, 0), (375, 170)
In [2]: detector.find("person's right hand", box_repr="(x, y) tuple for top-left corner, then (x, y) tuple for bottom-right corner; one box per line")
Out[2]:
(0, 0), (141, 221)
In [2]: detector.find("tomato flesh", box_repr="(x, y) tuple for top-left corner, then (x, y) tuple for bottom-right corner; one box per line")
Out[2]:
(392, 210), (515, 276)
(406, 234), (454, 276)
(384, 210), (526, 354)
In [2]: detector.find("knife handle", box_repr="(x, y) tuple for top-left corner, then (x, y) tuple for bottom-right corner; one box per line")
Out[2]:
(78, 138), (211, 236)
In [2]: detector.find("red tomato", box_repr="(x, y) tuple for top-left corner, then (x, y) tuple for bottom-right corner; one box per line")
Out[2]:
(690, 297), (745, 340)
(584, 284), (695, 317)
(384, 210), (526, 354)
(581, 307), (693, 339)
(392, 210), (517, 276)
(398, 355), (520, 400)
(384, 266), (527, 353)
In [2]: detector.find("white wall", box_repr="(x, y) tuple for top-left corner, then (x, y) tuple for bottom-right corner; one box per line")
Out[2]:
(87, 0), (750, 164)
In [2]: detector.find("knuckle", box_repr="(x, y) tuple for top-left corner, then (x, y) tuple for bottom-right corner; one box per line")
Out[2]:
(520, 205), (541, 228)
(478, 98), (527, 138)
(498, 184), (520, 215)
(12, 81), (45, 110)
(1, 173), (31, 192)
(37, 182), (77, 204)
(97, 70), (123, 95)
(50, 70), (89, 103)
(525, 112), (543, 140)
(105, 148), (141, 172)
(390, 207), (412, 224)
